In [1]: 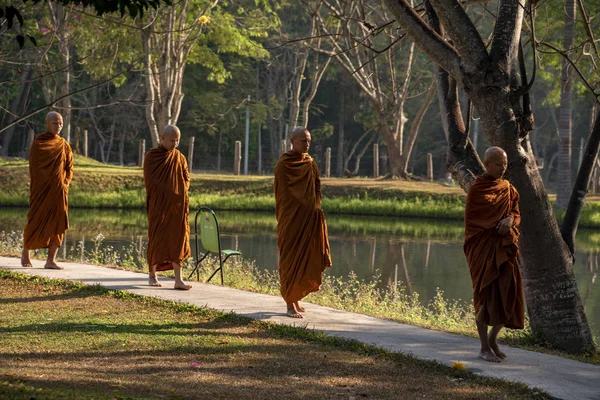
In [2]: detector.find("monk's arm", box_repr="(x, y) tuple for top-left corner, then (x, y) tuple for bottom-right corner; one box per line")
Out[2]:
(64, 144), (74, 185)
(182, 154), (190, 190)
(510, 188), (521, 228)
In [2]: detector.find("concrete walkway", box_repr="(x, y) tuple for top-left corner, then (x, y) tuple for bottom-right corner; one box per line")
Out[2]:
(1, 256), (598, 400)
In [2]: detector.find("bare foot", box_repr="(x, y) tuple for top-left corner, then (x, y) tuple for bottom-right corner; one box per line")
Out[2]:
(479, 350), (501, 363)
(44, 261), (64, 270)
(490, 343), (507, 359)
(286, 309), (303, 318)
(21, 251), (33, 268)
(294, 302), (306, 313)
(148, 276), (162, 287)
(174, 281), (192, 290)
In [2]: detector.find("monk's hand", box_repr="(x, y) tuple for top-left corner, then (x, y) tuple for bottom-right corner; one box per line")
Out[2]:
(496, 216), (513, 235)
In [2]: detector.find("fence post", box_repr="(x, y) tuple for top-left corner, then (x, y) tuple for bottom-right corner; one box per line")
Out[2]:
(234, 140), (242, 175)
(373, 144), (379, 178)
(325, 147), (331, 178)
(138, 139), (145, 167)
(188, 136), (195, 173)
(83, 129), (89, 158)
(427, 153), (433, 182)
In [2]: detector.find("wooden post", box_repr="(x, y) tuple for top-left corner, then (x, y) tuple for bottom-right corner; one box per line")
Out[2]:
(373, 144), (379, 178)
(325, 147), (331, 178)
(233, 140), (242, 175)
(62, 233), (67, 259)
(138, 139), (145, 167)
(280, 139), (287, 156)
(427, 153), (433, 182)
(257, 123), (262, 174)
(119, 135), (124, 166)
(25, 129), (34, 159)
(80, 236), (85, 262)
(83, 129), (89, 158)
(188, 136), (195, 173)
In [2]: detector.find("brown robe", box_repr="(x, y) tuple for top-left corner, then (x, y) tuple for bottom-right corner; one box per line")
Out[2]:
(23, 132), (73, 249)
(464, 174), (525, 329)
(144, 146), (190, 270)
(274, 151), (332, 303)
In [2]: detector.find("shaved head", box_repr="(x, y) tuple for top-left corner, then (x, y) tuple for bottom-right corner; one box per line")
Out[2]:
(160, 125), (181, 150)
(163, 124), (181, 136)
(291, 126), (309, 139)
(483, 146), (508, 179)
(45, 111), (63, 135)
(290, 127), (311, 154)
(484, 146), (506, 163)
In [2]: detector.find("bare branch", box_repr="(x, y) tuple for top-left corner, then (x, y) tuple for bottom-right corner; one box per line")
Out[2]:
(0, 67), (133, 135)
(489, 0), (525, 72)
(539, 41), (600, 106)
(382, 0), (463, 82)
(429, 0), (489, 70)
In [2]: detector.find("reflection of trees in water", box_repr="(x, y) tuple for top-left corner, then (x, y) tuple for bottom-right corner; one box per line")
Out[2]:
(379, 240), (412, 294)
(583, 252), (599, 312)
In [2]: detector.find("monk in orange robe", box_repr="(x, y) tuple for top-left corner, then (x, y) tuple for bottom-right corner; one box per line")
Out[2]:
(274, 127), (332, 318)
(144, 124), (192, 290)
(464, 146), (525, 362)
(21, 111), (73, 270)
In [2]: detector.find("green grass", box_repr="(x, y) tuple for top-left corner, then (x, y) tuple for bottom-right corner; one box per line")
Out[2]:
(0, 270), (550, 400)
(0, 156), (466, 219)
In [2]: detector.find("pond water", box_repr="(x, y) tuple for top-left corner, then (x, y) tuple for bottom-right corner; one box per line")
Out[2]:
(1, 207), (598, 338)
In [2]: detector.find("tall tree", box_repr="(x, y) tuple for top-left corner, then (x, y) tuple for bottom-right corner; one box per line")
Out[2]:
(313, 0), (435, 178)
(555, 0), (577, 209)
(382, 0), (596, 353)
(141, 0), (271, 147)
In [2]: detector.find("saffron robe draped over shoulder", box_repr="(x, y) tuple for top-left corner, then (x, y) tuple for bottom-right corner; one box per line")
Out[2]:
(464, 174), (525, 329)
(23, 132), (73, 249)
(274, 151), (332, 303)
(144, 147), (191, 270)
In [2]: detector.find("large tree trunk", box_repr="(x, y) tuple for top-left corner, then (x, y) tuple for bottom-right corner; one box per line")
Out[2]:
(48, 2), (71, 144)
(555, 0), (577, 209)
(0, 65), (32, 156)
(400, 82), (437, 173)
(336, 89), (345, 177)
(383, 0), (595, 353)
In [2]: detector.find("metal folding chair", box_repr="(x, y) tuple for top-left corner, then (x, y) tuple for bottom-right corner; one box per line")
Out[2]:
(188, 206), (242, 285)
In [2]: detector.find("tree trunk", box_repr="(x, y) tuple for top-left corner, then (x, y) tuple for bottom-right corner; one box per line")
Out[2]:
(336, 90), (345, 177)
(555, 0), (577, 209)
(400, 81), (437, 173)
(0, 65), (32, 156)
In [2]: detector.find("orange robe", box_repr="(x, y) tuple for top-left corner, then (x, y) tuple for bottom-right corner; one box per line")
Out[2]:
(274, 151), (332, 303)
(464, 174), (525, 329)
(144, 146), (190, 271)
(23, 132), (73, 249)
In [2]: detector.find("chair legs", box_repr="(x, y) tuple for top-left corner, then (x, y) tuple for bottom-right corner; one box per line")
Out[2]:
(205, 254), (238, 285)
(188, 252), (209, 281)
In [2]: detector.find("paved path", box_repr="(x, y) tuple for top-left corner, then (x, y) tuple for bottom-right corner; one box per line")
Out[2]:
(1, 256), (599, 400)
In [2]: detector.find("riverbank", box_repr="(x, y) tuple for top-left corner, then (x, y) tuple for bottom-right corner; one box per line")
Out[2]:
(0, 156), (469, 220)
(4, 156), (600, 226)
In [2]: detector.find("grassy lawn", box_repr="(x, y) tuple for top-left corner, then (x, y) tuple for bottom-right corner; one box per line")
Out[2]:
(0, 156), (467, 219)
(0, 271), (550, 400)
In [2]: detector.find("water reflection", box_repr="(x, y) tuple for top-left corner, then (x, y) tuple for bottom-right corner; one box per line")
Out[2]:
(1, 207), (597, 337)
